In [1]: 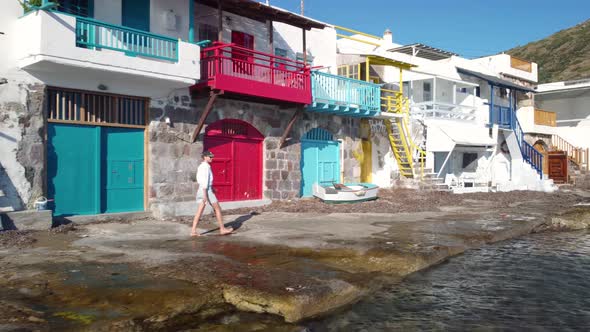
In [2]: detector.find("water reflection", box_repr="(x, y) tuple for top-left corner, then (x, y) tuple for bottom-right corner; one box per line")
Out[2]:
(311, 231), (590, 331)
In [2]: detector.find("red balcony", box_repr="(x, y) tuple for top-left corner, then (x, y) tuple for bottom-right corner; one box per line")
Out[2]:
(195, 42), (311, 104)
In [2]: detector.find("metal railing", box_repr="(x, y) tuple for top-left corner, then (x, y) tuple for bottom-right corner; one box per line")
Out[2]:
(513, 115), (544, 178)
(311, 71), (380, 114)
(381, 89), (426, 179)
(75, 16), (179, 62)
(201, 42), (310, 92)
(411, 101), (478, 121)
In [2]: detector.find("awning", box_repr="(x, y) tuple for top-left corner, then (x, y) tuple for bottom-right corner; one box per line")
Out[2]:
(457, 67), (535, 93)
(196, 0), (326, 30)
(432, 121), (497, 147)
(362, 54), (416, 70)
(388, 43), (458, 61)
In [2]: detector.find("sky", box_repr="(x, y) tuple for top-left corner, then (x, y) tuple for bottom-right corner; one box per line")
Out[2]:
(268, 0), (590, 58)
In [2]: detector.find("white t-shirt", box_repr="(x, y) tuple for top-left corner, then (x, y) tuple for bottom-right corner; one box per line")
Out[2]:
(196, 162), (213, 190)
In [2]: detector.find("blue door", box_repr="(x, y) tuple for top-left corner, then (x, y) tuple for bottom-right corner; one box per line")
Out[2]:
(48, 124), (100, 216)
(122, 0), (150, 31)
(102, 127), (144, 213)
(48, 124), (144, 216)
(300, 128), (340, 197)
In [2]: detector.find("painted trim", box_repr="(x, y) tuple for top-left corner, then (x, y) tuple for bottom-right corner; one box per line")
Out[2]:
(48, 119), (146, 129)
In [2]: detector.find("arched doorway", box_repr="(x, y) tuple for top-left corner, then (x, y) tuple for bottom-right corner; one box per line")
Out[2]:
(533, 140), (549, 175)
(204, 119), (264, 202)
(300, 128), (340, 197)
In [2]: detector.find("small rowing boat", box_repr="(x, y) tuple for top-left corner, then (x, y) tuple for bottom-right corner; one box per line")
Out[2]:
(313, 183), (379, 203)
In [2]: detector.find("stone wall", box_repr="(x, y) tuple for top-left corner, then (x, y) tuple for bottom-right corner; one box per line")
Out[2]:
(147, 93), (363, 218)
(524, 133), (552, 149)
(0, 82), (46, 211)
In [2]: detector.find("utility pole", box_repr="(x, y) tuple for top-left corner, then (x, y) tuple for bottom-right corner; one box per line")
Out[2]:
(300, 0), (304, 15)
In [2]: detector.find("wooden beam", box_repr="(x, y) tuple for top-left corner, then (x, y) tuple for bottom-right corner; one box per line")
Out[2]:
(268, 19), (273, 53)
(191, 91), (221, 143)
(279, 108), (302, 148)
(302, 28), (307, 64)
(217, 0), (223, 42)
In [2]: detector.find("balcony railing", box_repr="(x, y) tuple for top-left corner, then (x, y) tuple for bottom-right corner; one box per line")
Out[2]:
(513, 115), (544, 178)
(534, 108), (557, 127)
(551, 135), (589, 171)
(488, 104), (513, 129)
(380, 89), (406, 113)
(411, 102), (477, 121)
(75, 17), (179, 62)
(198, 42), (311, 104)
(307, 71), (380, 117)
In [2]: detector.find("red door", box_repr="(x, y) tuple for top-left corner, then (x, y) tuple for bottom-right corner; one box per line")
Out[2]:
(231, 31), (254, 75)
(204, 119), (263, 202)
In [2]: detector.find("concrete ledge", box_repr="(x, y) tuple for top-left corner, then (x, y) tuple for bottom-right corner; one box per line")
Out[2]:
(153, 198), (273, 218)
(1, 210), (53, 231)
(53, 211), (152, 226)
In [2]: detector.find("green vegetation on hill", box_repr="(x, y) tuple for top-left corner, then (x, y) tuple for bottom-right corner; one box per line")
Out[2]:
(507, 19), (590, 83)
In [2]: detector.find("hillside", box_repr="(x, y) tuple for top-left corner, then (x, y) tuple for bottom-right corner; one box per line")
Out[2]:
(507, 19), (590, 83)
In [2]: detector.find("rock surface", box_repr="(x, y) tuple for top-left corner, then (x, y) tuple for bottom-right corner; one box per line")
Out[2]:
(0, 190), (588, 330)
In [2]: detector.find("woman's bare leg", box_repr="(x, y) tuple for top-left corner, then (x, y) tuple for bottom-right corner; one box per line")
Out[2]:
(212, 202), (233, 234)
(191, 201), (207, 236)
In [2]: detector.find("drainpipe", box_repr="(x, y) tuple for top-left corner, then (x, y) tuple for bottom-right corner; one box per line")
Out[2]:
(489, 84), (494, 127)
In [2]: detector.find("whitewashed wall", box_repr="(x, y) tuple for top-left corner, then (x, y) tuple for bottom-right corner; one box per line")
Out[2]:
(93, 0), (190, 40)
(536, 89), (590, 127)
(195, 3), (270, 53)
(472, 54), (538, 83)
(274, 22), (338, 72)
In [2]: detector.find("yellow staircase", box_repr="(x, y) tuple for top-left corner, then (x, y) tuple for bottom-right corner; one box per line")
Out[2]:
(381, 90), (425, 179)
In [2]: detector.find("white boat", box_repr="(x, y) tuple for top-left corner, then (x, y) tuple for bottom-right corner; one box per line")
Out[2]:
(313, 183), (379, 203)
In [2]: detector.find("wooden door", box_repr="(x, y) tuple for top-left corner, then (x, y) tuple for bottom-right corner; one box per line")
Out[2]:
(102, 127), (144, 213)
(48, 124), (100, 216)
(300, 128), (340, 197)
(533, 141), (548, 175)
(548, 151), (568, 184)
(231, 31), (254, 75)
(122, 0), (150, 31)
(204, 119), (263, 202)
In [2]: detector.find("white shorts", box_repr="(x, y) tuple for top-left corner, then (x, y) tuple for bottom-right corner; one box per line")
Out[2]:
(196, 188), (218, 205)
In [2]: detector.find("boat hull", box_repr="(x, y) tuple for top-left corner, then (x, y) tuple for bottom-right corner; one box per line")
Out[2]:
(312, 183), (379, 203)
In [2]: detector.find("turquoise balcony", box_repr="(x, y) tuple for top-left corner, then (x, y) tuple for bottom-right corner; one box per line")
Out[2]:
(75, 16), (179, 62)
(307, 71), (381, 117)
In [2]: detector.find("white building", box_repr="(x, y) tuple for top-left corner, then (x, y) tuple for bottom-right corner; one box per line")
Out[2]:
(334, 28), (555, 192)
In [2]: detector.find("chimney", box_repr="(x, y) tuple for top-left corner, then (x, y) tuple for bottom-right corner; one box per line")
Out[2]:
(383, 28), (393, 44)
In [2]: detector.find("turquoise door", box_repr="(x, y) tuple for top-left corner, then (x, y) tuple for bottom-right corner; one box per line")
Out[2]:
(102, 127), (144, 213)
(122, 0), (150, 31)
(48, 124), (100, 216)
(48, 124), (144, 216)
(300, 128), (340, 197)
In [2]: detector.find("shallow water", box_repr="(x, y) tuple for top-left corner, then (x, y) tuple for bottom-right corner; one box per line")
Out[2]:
(310, 231), (590, 331)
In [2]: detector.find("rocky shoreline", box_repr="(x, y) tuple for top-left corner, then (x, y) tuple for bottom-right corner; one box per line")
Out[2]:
(1, 189), (589, 331)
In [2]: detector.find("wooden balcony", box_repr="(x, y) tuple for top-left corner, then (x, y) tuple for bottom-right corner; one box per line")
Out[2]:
(307, 71), (381, 117)
(195, 42), (311, 104)
(510, 56), (532, 73)
(488, 104), (513, 129)
(534, 108), (557, 127)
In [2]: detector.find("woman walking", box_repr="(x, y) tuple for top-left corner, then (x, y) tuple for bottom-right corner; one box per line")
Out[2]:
(191, 150), (234, 237)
